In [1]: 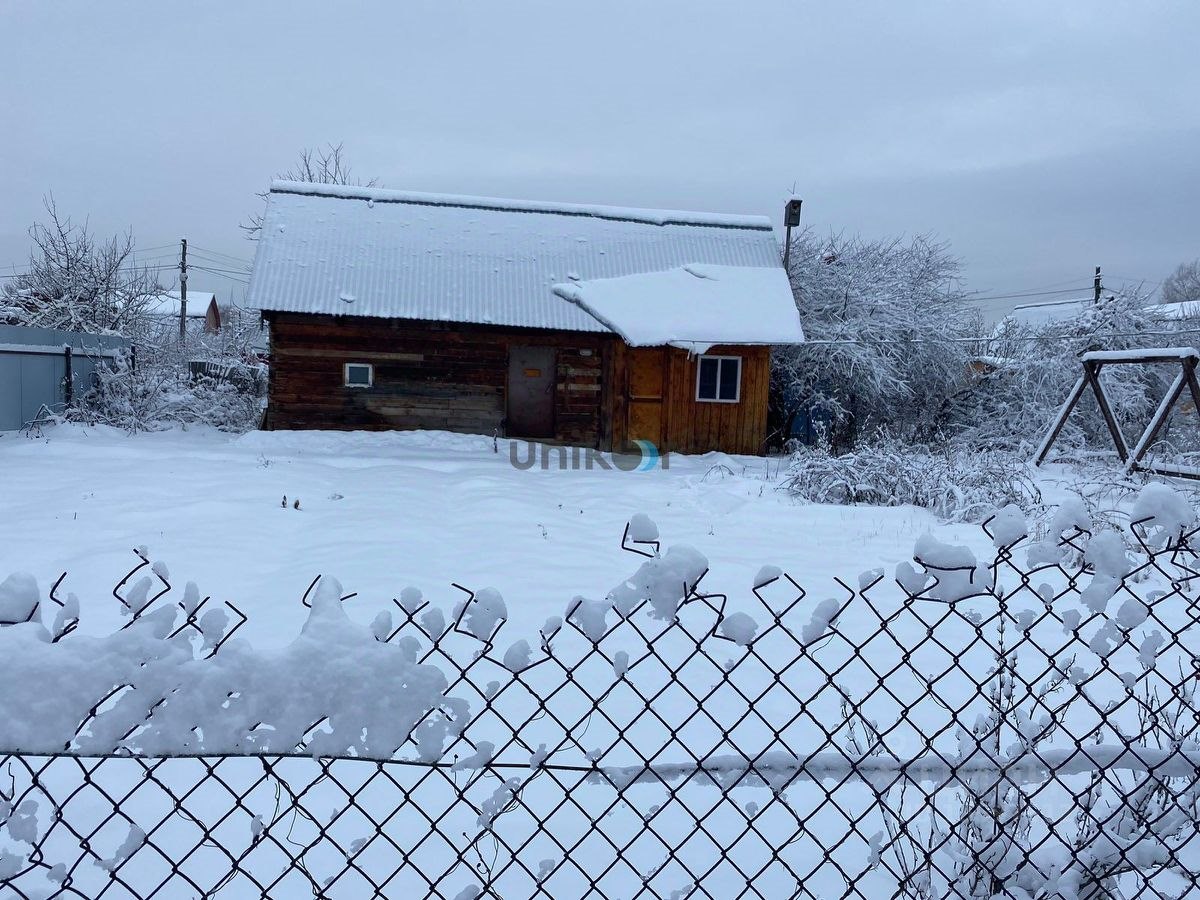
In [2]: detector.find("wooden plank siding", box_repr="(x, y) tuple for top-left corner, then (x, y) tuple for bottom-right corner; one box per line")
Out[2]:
(265, 313), (614, 446)
(264, 313), (771, 456)
(608, 344), (770, 456)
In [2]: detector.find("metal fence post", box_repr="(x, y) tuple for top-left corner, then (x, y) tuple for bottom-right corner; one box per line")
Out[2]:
(62, 345), (73, 408)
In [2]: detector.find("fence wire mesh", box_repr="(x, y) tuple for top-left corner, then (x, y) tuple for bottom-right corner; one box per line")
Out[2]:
(1, 512), (1199, 899)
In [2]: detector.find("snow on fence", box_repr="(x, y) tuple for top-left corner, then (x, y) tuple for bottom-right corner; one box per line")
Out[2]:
(1, 496), (1200, 899)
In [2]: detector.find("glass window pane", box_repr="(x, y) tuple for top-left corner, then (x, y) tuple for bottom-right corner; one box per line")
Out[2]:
(718, 358), (739, 400)
(347, 364), (371, 385)
(697, 358), (718, 399)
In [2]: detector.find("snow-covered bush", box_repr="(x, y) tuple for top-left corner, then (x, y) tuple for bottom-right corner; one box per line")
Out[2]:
(65, 303), (266, 432)
(772, 230), (980, 450)
(782, 437), (1042, 521)
(950, 291), (1184, 453)
(77, 352), (265, 433)
(840, 485), (1200, 899)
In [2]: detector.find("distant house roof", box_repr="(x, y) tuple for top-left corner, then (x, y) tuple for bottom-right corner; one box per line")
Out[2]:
(1157, 300), (1200, 320)
(247, 181), (792, 338)
(145, 291), (217, 318)
(1006, 296), (1094, 329)
(553, 264), (803, 350)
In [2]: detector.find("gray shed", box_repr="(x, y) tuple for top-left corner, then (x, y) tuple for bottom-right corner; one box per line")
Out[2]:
(0, 324), (129, 431)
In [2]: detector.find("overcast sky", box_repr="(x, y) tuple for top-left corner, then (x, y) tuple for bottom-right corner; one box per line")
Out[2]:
(2, 1), (1197, 318)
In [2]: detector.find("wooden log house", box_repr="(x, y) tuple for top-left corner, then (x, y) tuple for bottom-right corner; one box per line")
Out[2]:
(248, 182), (804, 455)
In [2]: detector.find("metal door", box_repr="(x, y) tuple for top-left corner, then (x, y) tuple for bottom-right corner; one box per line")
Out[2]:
(507, 346), (556, 438)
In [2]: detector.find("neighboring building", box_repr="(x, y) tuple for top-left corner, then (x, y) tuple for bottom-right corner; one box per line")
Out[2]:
(248, 182), (804, 455)
(0, 324), (128, 431)
(146, 291), (221, 334)
(1006, 296), (1096, 329)
(1156, 300), (1200, 321)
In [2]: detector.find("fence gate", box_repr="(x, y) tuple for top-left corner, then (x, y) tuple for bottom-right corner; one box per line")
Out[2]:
(0, 324), (128, 431)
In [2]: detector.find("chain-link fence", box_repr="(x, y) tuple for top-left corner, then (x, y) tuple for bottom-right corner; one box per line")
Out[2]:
(1, 510), (1198, 899)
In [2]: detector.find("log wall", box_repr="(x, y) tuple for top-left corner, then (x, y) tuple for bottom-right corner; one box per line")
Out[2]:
(265, 313), (613, 446)
(265, 314), (771, 456)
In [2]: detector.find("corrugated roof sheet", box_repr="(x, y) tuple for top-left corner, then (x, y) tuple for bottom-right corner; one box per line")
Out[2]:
(248, 181), (786, 334)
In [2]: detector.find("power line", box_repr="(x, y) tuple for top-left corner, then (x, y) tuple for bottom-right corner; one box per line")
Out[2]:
(966, 286), (1093, 303)
(190, 263), (250, 277)
(189, 250), (250, 269)
(189, 265), (249, 284)
(188, 245), (253, 266)
(803, 327), (1200, 346)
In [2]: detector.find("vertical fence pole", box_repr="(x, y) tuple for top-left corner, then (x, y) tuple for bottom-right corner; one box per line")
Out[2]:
(63, 345), (73, 408)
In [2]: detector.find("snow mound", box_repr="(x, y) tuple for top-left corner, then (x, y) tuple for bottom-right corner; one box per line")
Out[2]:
(0, 573), (39, 624)
(608, 545), (709, 621)
(1131, 483), (1197, 547)
(0, 575), (451, 758)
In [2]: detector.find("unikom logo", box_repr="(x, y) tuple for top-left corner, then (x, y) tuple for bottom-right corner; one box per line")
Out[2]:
(509, 440), (667, 472)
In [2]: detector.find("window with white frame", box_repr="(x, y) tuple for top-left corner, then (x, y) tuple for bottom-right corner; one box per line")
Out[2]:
(343, 362), (374, 388)
(695, 355), (741, 402)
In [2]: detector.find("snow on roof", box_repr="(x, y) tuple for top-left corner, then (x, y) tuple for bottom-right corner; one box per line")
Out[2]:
(1006, 297), (1094, 329)
(1156, 300), (1200, 320)
(267, 181), (774, 230)
(248, 182), (785, 333)
(145, 291), (216, 318)
(552, 264), (803, 349)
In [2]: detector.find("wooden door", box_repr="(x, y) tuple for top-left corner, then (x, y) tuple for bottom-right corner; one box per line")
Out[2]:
(626, 347), (666, 449)
(507, 346), (556, 438)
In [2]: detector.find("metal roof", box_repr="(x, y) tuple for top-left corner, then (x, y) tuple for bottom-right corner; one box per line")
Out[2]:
(248, 181), (785, 334)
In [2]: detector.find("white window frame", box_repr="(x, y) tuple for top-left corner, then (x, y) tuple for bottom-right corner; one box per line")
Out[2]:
(695, 355), (741, 403)
(343, 362), (374, 388)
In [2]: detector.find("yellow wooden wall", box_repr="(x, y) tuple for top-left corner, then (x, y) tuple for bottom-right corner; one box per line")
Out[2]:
(608, 344), (771, 456)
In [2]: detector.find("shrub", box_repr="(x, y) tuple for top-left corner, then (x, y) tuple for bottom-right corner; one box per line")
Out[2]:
(781, 438), (1042, 522)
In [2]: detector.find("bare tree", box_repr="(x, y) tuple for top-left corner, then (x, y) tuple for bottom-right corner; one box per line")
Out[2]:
(241, 142), (379, 237)
(1, 198), (162, 334)
(1161, 259), (1200, 305)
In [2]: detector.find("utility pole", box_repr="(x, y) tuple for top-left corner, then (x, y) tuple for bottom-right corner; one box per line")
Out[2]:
(1093, 265), (1102, 305)
(782, 198), (803, 274)
(179, 238), (188, 342)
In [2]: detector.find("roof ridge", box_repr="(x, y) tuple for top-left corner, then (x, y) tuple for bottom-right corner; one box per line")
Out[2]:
(268, 180), (774, 231)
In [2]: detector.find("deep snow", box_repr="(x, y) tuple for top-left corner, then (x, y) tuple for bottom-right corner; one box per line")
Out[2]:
(0, 424), (991, 645)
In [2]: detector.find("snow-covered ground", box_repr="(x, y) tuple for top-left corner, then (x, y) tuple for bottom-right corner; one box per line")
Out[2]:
(4, 426), (1195, 898)
(0, 424), (991, 644)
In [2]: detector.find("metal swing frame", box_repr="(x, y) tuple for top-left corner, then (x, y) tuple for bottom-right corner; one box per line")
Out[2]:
(1033, 347), (1200, 480)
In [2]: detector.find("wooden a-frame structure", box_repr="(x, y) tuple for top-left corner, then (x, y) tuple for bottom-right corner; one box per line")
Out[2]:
(1034, 347), (1200, 480)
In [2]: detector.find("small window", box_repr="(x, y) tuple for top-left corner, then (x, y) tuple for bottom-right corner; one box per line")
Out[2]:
(696, 356), (741, 403)
(344, 362), (374, 388)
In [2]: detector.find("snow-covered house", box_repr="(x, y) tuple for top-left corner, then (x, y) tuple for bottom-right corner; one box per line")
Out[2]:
(247, 182), (804, 454)
(145, 291), (222, 334)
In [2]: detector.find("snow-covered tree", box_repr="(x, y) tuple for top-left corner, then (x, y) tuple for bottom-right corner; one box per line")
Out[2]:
(1161, 259), (1200, 304)
(1, 198), (162, 334)
(950, 289), (1180, 452)
(772, 230), (980, 450)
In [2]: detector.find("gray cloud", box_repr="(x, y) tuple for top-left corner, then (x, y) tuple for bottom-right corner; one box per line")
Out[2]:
(2, 0), (1197, 313)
